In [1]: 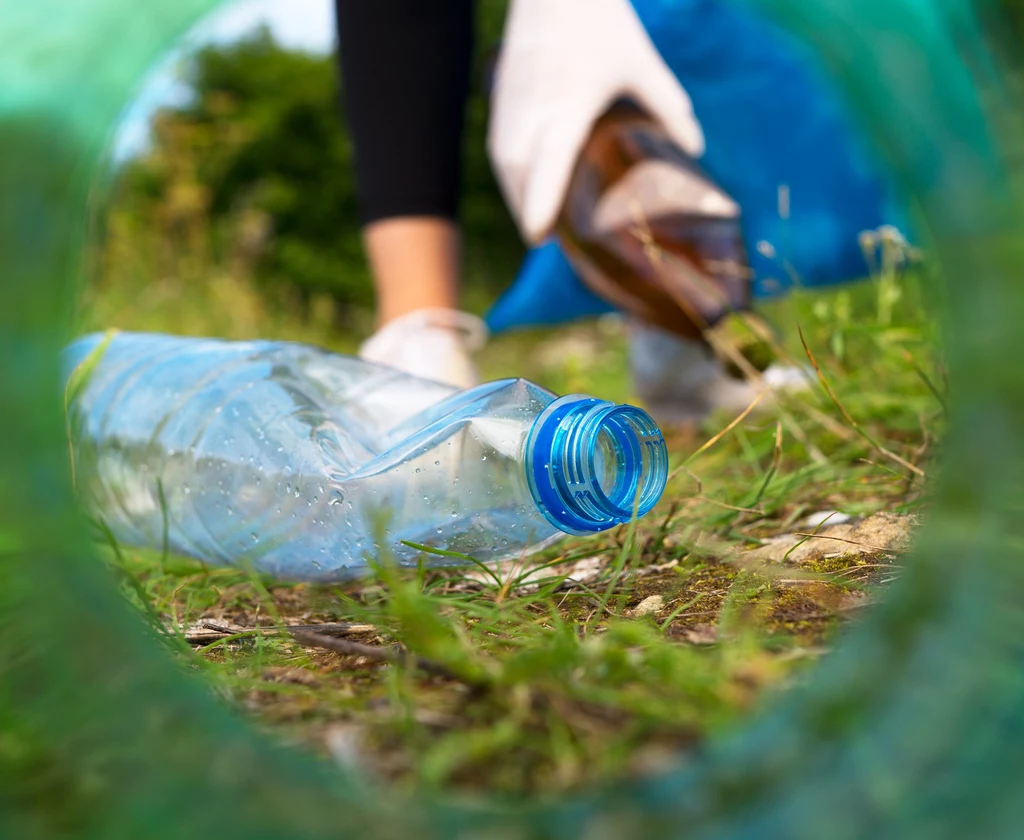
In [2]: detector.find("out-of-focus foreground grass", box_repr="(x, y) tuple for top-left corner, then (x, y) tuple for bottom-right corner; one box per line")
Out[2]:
(71, 31), (943, 798)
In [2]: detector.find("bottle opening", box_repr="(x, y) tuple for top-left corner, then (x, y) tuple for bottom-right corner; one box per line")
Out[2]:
(525, 396), (669, 535)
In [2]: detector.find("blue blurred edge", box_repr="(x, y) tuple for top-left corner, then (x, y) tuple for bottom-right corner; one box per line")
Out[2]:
(485, 0), (909, 335)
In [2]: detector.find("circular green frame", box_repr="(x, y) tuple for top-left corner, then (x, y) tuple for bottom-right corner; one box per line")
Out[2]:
(2, 1), (1023, 837)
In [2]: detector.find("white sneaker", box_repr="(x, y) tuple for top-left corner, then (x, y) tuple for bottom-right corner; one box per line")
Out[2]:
(627, 320), (811, 426)
(358, 308), (488, 390)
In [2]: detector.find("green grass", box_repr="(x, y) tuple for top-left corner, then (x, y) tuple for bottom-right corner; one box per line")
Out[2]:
(76, 227), (941, 797)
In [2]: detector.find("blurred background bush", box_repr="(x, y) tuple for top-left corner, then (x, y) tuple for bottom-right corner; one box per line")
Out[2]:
(83, 2), (520, 347)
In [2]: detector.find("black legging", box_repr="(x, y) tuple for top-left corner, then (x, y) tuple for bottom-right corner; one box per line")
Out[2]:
(334, 0), (475, 226)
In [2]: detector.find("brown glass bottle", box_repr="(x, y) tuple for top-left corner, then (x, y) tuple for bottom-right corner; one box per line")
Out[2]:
(555, 99), (751, 343)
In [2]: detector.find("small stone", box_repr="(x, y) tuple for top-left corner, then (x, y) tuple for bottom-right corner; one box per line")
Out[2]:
(324, 725), (366, 770)
(629, 594), (666, 617)
(456, 555), (605, 594)
(802, 510), (853, 528)
(743, 512), (916, 566)
(261, 666), (318, 687)
(681, 624), (719, 645)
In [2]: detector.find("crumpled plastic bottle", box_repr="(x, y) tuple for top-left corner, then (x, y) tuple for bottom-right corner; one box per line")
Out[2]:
(63, 332), (669, 581)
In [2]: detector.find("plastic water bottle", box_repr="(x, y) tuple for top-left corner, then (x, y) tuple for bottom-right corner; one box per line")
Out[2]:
(64, 332), (669, 581)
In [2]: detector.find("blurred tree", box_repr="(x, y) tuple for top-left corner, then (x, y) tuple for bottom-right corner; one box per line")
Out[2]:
(107, 4), (521, 324)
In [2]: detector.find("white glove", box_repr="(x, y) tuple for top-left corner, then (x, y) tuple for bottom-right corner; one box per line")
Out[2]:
(488, 0), (705, 244)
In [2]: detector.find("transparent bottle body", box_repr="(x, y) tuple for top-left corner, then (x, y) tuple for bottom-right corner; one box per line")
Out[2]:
(65, 333), (564, 580)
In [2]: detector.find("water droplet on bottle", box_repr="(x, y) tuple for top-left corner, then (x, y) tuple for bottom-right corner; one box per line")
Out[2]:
(434, 461), (440, 466)
(250, 533), (259, 543)
(312, 496), (319, 503)
(481, 455), (487, 461)
(328, 492), (344, 507)
(451, 512), (458, 518)
(436, 528), (443, 535)
(182, 484), (190, 495)
(317, 484), (325, 495)
(414, 468), (421, 474)
(285, 483), (292, 495)
(226, 506), (234, 516)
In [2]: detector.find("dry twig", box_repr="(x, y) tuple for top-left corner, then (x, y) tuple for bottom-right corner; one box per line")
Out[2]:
(290, 630), (487, 689)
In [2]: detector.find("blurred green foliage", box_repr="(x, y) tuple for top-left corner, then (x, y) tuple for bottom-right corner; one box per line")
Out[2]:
(99, 5), (521, 329)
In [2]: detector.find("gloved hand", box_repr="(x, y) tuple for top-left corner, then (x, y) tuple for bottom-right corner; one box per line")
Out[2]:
(487, 0), (705, 244)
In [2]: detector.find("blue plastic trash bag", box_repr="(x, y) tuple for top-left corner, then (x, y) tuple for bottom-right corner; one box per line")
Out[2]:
(486, 0), (905, 334)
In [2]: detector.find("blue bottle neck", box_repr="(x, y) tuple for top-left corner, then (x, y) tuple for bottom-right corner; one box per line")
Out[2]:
(525, 396), (668, 536)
